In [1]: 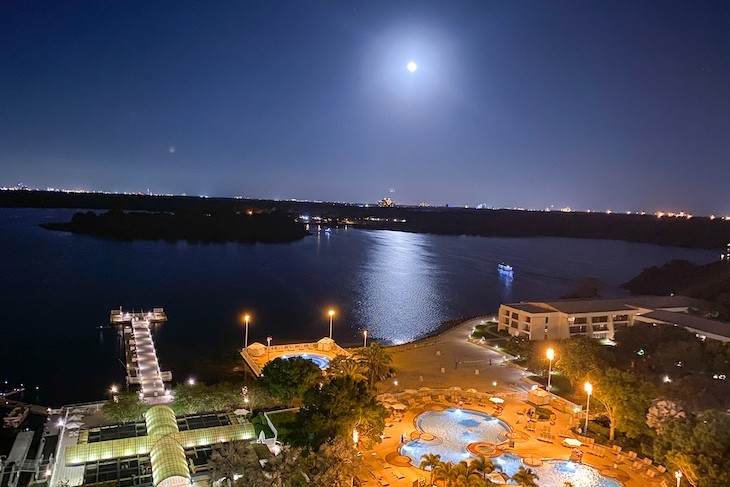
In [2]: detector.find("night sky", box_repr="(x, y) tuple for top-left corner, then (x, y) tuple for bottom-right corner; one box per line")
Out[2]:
(1, 1), (729, 214)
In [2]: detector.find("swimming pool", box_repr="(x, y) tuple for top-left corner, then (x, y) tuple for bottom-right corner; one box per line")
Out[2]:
(401, 408), (510, 466)
(280, 353), (330, 369)
(493, 453), (621, 487)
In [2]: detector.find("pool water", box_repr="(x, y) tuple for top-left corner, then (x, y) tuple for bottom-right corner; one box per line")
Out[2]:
(280, 353), (330, 369)
(493, 453), (621, 487)
(401, 408), (510, 466)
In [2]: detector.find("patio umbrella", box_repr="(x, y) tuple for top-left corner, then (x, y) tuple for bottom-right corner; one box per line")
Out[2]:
(392, 403), (407, 411)
(489, 397), (505, 404)
(65, 422), (82, 429)
(68, 415), (82, 422)
(488, 472), (510, 484)
(562, 438), (582, 447)
(233, 408), (250, 416)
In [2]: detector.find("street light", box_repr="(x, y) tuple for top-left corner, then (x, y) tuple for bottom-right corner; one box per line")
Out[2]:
(675, 471), (682, 487)
(243, 314), (251, 349)
(546, 348), (555, 391)
(584, 381), (593, 434)
(363, 330), (368, 348)
(328, 309), (335, 339)
(267, 336), (272, 362)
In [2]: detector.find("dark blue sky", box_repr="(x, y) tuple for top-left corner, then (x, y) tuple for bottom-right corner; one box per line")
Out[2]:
(2, 1), (729, 214)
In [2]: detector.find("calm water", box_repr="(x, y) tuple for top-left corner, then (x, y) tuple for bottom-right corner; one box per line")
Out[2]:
(0, 208), (718, 405)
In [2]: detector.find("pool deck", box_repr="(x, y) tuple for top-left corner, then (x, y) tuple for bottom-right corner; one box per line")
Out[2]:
(240, 338), (350, 376)
(357, 316), (673, 487)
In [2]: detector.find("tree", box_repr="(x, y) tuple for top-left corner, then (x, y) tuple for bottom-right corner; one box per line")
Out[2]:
(469, 456), (497, 483)
(587, 367), (656, 440)
(612, 323), (694, 369)
(101, 391), (148, 423)
(433, 461), (459, 487)
(646, 400), (685, 434)
(209, 441), (252, 487)
(171, 382), (245, 415)
(356, 343), (393, 387)
(511, 466), (539, 487)
(327, 354), (367, 382)
(291, 377), (387, 449)
(654, 410), (730, 487)
(304, 438), (362, 487)
(419, 453), (441, 486)
(261, 357), (323, 404)
(555, 336), (609, 387)
(262, 445), (302, 487)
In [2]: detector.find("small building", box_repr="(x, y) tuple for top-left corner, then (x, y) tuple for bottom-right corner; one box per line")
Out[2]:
(497, 295), (706, 341)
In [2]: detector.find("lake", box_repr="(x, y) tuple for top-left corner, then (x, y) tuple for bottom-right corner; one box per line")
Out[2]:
(0, 208), (719, 405)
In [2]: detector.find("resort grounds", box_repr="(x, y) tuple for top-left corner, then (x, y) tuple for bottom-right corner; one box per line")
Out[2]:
(356, 317), (673, 487)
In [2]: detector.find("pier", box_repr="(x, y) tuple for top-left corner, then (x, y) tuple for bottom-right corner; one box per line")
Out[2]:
(110, 308), (171, 403)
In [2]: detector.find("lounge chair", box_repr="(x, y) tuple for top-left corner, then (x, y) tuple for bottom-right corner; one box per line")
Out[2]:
(657, 465), (667, 474)
(627, 451), (638, 460)
(642, 457), (653, 466)
(631, 461), (643, 471)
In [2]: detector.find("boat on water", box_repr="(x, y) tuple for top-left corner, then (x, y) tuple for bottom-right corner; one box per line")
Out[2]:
(323, 227), (332, 234)
(3, 406), (29, 428)
(497, 262), (514, 276)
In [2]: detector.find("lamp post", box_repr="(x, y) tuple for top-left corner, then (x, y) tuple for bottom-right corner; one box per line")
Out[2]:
(243, 314), (250, 349)
(675, 471), (682, 487)
(267, 336), (272, 363)
(546, 348), (555, 391)
(584, 381), (593, 434)
(363, 330), (368, 348)
(328, 309), (335, 339)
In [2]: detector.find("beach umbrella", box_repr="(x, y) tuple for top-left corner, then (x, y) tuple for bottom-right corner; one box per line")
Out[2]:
(489, 397), (505, 404)
(392, 403), (407, 411)
(65, 422), (82, 429)
(233, 408), (249, 416)
(68, 415), (82, 421)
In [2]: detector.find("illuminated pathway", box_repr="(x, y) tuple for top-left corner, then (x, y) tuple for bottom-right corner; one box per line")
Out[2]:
(110, 309), (171, 403)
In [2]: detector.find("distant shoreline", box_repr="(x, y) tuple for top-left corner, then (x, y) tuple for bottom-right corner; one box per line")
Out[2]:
(3, 189), (729, 249)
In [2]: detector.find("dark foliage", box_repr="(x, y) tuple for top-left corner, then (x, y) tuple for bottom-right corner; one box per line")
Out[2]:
(40, 209), (309, 243)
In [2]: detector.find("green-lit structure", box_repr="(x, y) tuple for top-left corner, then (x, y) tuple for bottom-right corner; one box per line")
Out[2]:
(64, 406), (256, 487)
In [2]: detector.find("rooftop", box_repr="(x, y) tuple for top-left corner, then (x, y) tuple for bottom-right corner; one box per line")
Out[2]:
(504, 295), (701, 315)
(636, 310), (730, 339)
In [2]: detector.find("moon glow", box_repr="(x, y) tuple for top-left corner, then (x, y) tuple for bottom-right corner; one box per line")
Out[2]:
(406, 61), (418, 72)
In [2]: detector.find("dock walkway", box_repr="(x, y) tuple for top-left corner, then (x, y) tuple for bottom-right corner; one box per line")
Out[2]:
(110, 308), (171, 403)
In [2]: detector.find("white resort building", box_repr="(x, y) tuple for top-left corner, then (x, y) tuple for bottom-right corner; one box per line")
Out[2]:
(498, 295), (730, 342)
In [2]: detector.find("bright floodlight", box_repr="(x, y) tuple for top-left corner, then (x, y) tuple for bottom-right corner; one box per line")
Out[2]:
(584, 381), (593, 395)
(328, 309), (335, 317)
(407, 61), (418, 72)
(546, 348), (555, 361)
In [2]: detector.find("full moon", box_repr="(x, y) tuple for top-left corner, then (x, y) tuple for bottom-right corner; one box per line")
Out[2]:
(406, 61), (418, 72)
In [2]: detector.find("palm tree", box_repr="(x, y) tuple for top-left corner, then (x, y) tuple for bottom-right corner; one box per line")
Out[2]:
(262, 445), (301, 486)
(454, 461), (484, 486)
(433, 461), (459, 487)
(356, 342), (393, 387)
(209, 441), (249, 487)
(328, 355), (368, 382)
(511, 466), (539, 487)
(469, 456), (497, 481)
(420, 453), (442, 485)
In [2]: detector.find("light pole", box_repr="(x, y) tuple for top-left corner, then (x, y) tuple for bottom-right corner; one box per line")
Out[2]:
(584, 381), (593, 435)
(243, 314), (250, 349)
(546, 348), (555, 391)
(328, 309), (335, 339)
(363, 330), (368, 348)
(267, 336), (272, 363)
(675, 471), (682, 487)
